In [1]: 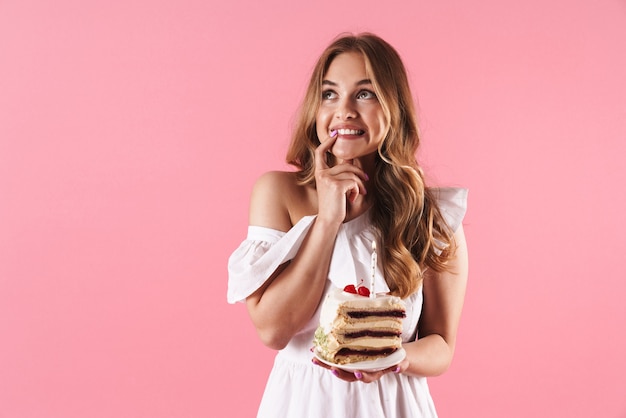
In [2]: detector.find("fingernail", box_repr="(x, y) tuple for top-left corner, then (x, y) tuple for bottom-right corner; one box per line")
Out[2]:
(330, 129), (337, 137)
(331, 369), (340, 377)
(364, 173), (369, 181)
(354, 371), (363, 379)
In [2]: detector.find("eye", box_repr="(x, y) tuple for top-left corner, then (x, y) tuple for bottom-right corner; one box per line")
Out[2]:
(321, 89), (337, 100)
(357, 90), (377, 100)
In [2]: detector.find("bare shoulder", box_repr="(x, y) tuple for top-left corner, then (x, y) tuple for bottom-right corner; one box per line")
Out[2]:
(253, 170), (298, 188)
(249, 171), (312, 232)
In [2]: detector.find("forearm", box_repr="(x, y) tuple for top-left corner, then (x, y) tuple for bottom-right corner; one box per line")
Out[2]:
(402, 226), (468, 377)
(247, 217), (340, 349)
(402, 334), (456, 377)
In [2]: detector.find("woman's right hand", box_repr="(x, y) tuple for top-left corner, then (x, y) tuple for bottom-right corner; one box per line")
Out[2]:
(314, 131), (368, 226)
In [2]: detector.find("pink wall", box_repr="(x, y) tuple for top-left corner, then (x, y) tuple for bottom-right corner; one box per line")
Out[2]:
(1, 0), (625, 417)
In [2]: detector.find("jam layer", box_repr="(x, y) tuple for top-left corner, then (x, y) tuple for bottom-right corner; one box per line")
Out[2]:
(337, 347), (397, 356)
(345, 330), (401, 338)
(347, 310), (406, 319)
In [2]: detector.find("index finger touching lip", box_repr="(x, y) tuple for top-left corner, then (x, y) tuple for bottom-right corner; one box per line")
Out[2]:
(316, 129), (338, 161)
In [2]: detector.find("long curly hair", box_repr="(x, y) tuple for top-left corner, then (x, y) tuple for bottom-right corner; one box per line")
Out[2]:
(286, 33), (456, 298)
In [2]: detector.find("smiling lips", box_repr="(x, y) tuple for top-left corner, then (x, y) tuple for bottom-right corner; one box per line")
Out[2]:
(334, 128), (365, 136)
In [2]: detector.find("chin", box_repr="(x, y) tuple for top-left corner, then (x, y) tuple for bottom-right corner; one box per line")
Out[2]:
(331, 152), (357, 161)
(332, 146), (376, 161)
(331, 145), (355, 157)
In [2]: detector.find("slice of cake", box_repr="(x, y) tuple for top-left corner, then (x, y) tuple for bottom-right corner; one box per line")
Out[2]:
(313, 286), (406, 365)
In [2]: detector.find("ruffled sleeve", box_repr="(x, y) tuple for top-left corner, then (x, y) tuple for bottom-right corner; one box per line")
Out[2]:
(431, 187), (468, 232)
(227, 216), (317, 304)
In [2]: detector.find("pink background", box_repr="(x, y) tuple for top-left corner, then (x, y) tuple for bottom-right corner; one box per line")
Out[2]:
(1, 0), (625, 417)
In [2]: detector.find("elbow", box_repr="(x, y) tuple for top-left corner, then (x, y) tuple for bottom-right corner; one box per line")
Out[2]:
(433, 344), (455, 376)
(255, 327), (291, 350)
(246, 296), (295, 350)
(411, 332), (456, 376)
(432, 357), (453, 376)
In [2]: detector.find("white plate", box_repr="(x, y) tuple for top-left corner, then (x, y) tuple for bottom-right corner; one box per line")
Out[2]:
(313, 347), (406, 372)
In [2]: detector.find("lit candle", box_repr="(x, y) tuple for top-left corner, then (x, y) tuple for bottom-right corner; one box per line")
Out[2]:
(370, 240), (377, 299)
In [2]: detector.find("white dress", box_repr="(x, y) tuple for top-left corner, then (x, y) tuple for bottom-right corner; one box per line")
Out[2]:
(228, 187), (468, 418)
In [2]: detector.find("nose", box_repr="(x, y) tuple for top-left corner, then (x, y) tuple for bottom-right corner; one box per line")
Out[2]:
(335, 97), (357, 120)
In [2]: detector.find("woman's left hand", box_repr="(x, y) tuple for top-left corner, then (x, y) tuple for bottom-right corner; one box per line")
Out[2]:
(311, 357), (410, 383)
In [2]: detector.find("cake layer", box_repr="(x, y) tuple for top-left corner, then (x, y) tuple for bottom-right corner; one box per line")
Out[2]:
(325, 317), (402, 333)
(325, 335), (402, 350)
(319, 288), (405, 327)
(331, 347), (399, 365)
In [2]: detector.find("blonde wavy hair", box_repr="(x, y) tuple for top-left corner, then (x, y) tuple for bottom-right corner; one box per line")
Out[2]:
(286, 33), (456, 298)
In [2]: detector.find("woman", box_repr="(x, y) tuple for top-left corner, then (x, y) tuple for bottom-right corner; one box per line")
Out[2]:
(228, 33), (468, 417)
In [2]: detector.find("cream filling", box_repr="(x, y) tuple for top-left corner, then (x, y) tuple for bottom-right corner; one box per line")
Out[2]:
(324, 318), (402, 333)
(324, 335), (402, 353)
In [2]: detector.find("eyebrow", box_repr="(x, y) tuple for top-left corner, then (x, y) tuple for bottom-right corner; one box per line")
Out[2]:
(322, 79), (373, 87)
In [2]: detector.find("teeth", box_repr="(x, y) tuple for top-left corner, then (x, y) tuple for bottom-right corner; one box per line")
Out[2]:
(337, 128), (364, 135)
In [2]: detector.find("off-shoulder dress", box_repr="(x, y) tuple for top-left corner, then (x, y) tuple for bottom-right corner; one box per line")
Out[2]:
(227, 187), (468, 418)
